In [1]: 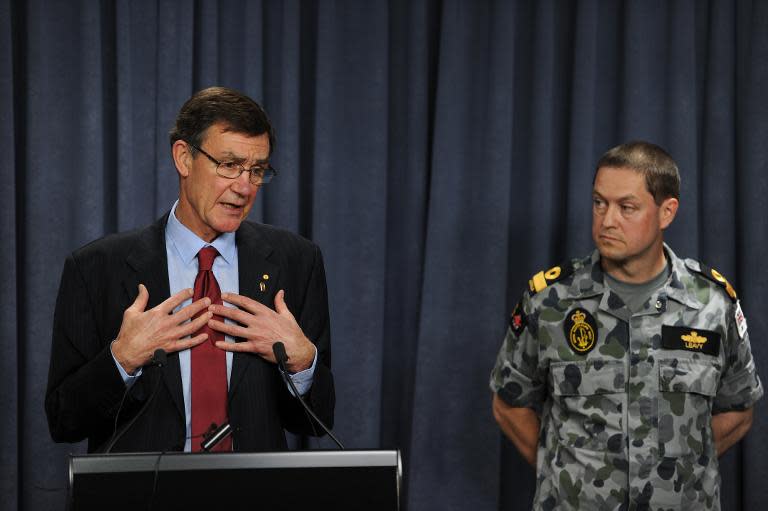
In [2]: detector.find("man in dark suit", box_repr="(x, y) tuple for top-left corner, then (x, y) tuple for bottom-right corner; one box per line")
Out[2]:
(45, 86), (334, 453)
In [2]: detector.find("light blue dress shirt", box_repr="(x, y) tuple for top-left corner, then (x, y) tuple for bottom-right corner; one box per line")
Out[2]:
(112, 202), (317, 451)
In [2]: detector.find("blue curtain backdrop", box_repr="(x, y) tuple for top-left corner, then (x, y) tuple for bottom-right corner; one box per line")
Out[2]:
(2, 0), (768, 509)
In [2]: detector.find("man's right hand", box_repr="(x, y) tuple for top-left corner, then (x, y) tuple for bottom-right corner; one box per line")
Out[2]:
(111, 284), (212, 374)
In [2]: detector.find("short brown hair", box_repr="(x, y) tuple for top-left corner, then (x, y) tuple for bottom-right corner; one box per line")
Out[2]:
(595, 141), (680, 204)
(169, 86), (275, 155)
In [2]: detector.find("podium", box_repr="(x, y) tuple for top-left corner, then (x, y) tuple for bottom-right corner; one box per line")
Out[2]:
(68, 450), (401, 510)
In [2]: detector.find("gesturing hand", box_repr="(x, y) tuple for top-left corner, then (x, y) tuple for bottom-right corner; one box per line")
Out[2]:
(112, 284), (212, 374)
(208, 289), (316, 373)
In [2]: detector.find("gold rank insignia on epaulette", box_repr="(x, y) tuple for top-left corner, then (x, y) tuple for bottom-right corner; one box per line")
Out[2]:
(695, 262), (738, 302)
(528, 262), (573, 294)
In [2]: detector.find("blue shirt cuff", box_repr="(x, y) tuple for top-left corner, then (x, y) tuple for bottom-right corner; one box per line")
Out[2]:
(110, 340), (142, 386)
(287, 346), (318, 396)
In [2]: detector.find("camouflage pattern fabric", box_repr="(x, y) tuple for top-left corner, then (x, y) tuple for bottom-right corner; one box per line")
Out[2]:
(490, 244), (762, 510)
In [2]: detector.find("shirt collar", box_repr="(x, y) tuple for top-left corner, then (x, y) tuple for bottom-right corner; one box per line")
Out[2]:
(166, 201), (236, 266)
(663, 243), (703, 310)
(570, 243), (702, 310)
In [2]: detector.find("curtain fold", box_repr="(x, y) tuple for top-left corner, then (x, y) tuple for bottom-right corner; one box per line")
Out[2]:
(0, 0), (19, 508)
(4, 1), (768, 509)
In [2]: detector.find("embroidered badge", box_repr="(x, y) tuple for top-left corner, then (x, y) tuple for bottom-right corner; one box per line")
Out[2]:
(735, 300), (748, 339)
(508, 301), (527, 337)
(563, 308), (598, 355)
(681, 331), (707, 349)
(661, 325), (720, 356)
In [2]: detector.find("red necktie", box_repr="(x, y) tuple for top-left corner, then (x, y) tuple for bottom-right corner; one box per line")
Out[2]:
(191, 246), (231, 452)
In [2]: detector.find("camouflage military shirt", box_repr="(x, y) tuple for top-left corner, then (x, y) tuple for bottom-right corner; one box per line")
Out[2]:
(490, 245), (762, 510)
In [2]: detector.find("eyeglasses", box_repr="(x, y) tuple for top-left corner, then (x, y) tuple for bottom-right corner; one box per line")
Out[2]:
(186, 141), (277, 185)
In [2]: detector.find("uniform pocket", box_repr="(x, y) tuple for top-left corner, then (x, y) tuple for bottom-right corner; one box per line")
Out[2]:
(657, 358), (720, 458)
(550, 359), (626, 451)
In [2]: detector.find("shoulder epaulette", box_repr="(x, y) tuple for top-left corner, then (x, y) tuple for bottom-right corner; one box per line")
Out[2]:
(688, 261), (738, 302)
(528, 261), (575, 295)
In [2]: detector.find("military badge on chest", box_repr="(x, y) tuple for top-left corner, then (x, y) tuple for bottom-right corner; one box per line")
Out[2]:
(563, 307), (598, 355)
(661, 325), (720, 356)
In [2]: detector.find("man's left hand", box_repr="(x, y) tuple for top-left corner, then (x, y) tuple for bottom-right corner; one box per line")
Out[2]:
(207, 289), (316, 373)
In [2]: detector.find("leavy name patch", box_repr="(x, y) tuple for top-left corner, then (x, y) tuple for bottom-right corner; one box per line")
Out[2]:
(661, 325), (720, 357)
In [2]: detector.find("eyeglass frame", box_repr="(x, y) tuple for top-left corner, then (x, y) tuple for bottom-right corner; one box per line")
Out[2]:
(185, 141), (278, 185)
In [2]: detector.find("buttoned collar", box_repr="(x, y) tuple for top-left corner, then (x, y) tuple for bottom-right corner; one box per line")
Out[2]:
(166, 201), (236, 266)
(568, 243), (703, 311)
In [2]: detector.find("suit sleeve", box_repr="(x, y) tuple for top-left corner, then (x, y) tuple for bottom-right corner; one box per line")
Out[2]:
(45, 254), (131, 443)
(278, 244), (335, 434)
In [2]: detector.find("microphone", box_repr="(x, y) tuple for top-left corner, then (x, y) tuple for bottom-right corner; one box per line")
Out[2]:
(200, 422), (233, 451)
(150, 349), (167, 367)
(273, 342), (289, 369)
(272, 342), (344, 449)
(102, 349), (167, 453)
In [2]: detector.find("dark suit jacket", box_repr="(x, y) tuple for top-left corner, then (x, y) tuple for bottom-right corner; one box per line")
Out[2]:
(45, 214), (334, 452)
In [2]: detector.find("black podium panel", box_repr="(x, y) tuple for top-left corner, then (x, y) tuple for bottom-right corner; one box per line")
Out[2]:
(69, 450), (401, 511)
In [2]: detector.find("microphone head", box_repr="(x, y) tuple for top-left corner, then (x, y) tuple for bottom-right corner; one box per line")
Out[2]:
(272, 342), (288, 364)
(151, 349), (167, 367)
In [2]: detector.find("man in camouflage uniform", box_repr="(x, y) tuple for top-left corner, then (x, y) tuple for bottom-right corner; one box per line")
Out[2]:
(490, 141), (762, 510)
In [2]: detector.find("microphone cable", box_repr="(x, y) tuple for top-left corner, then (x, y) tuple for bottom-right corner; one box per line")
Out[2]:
(148, 424), (236, 511)
(102, 349), (167, 454)
(272, 342), (344, 449)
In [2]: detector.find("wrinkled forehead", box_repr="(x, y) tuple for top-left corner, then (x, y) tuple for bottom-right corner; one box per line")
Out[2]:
(203, 124), (271, 157)
(201, 122), (272, 154)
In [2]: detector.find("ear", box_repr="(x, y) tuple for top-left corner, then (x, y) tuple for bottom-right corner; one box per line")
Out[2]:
(659, 197), (679, 230)
(172, 140), (193, 178)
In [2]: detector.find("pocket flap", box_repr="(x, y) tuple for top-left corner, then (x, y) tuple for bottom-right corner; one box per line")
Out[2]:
(551, 360), (625, 396)
(658, 358), (720, 396)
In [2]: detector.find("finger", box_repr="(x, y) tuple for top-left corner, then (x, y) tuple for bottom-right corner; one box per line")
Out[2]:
(172, 311), (213, 338)
(129, 284), (150, 312)
(208, 319), (253, 339)
(168, 333), (209, 353)
(172, 297), (212, 324)
(158, 288), (194, 313)
(221, 292), (268, 315)
(209, 304), (256, 324)
(215, 340), (271, 357)
(274, 290), (290, 315)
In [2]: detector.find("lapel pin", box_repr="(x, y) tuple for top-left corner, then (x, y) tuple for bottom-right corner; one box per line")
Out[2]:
(259, 274), (269, 293)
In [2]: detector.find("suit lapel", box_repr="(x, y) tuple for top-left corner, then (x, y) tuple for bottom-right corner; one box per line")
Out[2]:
(229, 222), (281, 399)
(122, 214), (185, 420)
